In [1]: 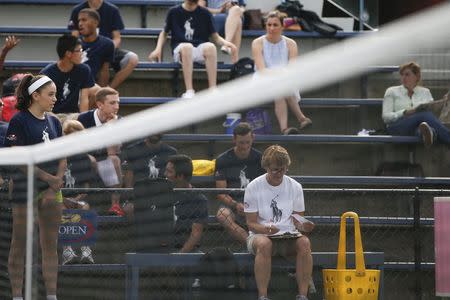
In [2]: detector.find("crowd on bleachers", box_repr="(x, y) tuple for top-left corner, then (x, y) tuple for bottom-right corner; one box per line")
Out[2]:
(0, 1), (448, 300)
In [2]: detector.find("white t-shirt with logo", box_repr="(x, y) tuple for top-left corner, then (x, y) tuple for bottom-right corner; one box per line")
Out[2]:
(244, 174), (305, 234)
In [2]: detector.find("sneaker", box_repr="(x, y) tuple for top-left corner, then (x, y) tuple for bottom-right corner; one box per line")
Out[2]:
(419, 122), (434, 147)
(62, 246), (78, 265)
(258, 297), (271, 300)
(192, 278), (201, 288)
(109, 203), (125, 216)
(181, 89), (195, 99)
(295, 295), (308, 300)
(80, 246), (94, 264)
(221, 45), (232, 55)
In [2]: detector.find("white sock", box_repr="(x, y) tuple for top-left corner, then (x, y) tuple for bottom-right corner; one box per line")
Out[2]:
(47, 295), (57, 300)
(13, 297), (24, 300)
(63, 245), (73, 252)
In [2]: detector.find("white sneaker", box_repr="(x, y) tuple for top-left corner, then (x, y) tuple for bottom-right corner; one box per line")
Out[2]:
(192, 278), (201, 288)
(181, 89), (195, 99)
(221, 45), (231, 55)
(62, 246), (78, 265)
(80, 246), (94, 264)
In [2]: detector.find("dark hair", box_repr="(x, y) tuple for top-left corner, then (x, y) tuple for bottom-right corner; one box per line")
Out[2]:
(79, 8), (101, 24)
(168, 154), (193, 181)
(57, 34), (81, 59)
(95, 87), (119, 103)
(233, 122), (253, 136)
(16, 74), (53, 111)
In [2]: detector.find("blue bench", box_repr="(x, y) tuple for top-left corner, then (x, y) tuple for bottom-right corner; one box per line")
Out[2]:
(161, 133), (420, 144)
(125, 252), (385, 300)
(191, 175), (450, 186)
(206, 215), (434, 226)
(95, 214), (435, 227)
(119, 96), (383, 106)
(0, 26), (362, 39)
(2, 60), (232, 70)
(0, 0), (181, 6)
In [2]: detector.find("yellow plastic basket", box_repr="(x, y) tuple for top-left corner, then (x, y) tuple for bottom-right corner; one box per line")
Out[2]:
(322, 212), (380, 300)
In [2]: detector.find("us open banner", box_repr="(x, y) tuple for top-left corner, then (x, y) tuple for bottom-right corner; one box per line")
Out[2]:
(434, 197), (450, 297)
(58, 209), (98, 245)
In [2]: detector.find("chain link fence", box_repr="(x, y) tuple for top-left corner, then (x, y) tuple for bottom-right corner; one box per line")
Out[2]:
(0, 184), (446, 299)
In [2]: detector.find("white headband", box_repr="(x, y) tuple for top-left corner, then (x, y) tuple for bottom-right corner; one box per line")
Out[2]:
(27, 76), (52, 95)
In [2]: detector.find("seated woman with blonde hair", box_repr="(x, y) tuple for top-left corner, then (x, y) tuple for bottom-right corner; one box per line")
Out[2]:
(382, 61), (450, 147)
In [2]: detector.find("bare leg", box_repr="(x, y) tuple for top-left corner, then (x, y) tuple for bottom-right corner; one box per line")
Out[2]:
(216, 207), (248, 244)
(38, 191), (62, 296)
(274, 98), (289, 132)
(286, 95), (308, 122)
(179, 43), (195, 92)
(110, 52), (139, 89)
(296, 236), (313, 296)
(225, 6), (243, 63)
(252, 235), (272, 298)
(109, 155), (122, 206)
(88, 84), (101, 110)
(8, 204), (27, 298)
(202, 42), (217, 88)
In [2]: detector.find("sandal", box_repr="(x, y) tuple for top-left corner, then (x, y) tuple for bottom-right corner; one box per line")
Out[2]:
(282, 127), (300, 135)
(299, 118), (312, 130)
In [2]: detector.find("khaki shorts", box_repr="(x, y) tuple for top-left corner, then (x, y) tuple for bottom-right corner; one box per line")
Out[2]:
(247, 233), (301, 258)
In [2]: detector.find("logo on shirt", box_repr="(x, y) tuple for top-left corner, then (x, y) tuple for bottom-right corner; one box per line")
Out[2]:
(81, 49), (88, 64)
(270, 195), (282, 223)
(64, 164), (76, 188)
(148, 156), (160, 179)
(42, 126), (50, 143)
(6, 134), (17, 142)
(63, 81), (70, 100)
(184, 17), (194, 41)
(239, 166), (250, 188)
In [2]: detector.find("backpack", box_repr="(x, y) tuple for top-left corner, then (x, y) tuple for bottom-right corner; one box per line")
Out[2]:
(276, 0), (340, 36)
(229, 57), (254, 80)
(246, 108), (272, 134)
(198, 247), (240, 291)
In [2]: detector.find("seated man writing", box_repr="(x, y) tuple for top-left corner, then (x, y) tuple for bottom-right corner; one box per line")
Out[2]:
(244, 145), (314, 300)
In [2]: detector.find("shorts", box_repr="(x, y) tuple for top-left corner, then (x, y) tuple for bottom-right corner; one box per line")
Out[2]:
(246, 233), (300, 258)
(112, 48), (137, 72)
(173, 43), (211, 64)
(36, 190), (63, 204)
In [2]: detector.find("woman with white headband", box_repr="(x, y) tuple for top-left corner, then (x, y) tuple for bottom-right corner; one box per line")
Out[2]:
(4, 74), (65, 300)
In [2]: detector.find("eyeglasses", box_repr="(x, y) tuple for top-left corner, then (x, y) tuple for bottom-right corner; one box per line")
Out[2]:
(71, 48), (83, 53)
(267, 166), (287, 174)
